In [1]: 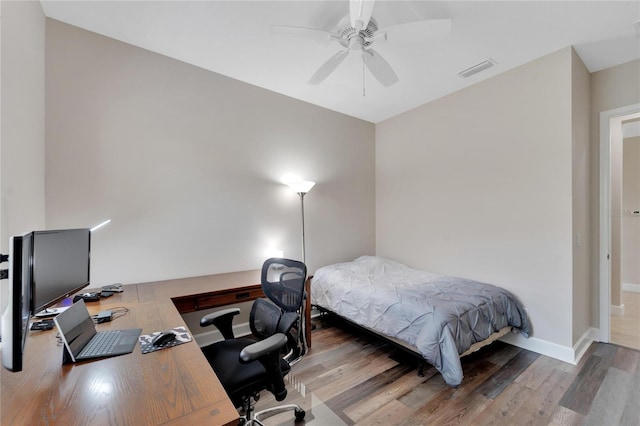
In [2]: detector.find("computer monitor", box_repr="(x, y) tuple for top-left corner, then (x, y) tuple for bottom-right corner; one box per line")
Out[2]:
(31, 229), (91, 315)
(1, 233), (33, 372)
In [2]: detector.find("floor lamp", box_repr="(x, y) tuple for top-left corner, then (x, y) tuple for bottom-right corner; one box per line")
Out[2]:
(286, 180), (315, 362)
(286, 180), (315, 264)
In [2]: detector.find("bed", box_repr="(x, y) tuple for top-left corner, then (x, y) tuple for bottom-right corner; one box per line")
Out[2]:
(310, 256), (531, 386)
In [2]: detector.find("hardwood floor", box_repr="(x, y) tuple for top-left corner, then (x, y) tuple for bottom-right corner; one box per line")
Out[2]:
(255, 316), (640, 426)
(611, 290), (640, 351)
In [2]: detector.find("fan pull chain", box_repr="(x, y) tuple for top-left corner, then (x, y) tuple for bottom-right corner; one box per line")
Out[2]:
(362, 52), (366, 97)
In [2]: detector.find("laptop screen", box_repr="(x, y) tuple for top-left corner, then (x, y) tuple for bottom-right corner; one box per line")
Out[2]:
(54, 300), (97, 361)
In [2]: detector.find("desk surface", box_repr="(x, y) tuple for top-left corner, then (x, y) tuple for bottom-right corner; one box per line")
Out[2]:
(1, 269), (263, 426)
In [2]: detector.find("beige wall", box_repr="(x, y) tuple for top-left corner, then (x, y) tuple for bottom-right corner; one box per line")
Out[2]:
(591, 60), (640, 112)
(45, 20), (375, 286)
(622, 136), (640, 286)
(591, 59), (640, 322)
(376, 48), (575, 347)
(1, 0), (46, 250)
(571, 49), (591, 343)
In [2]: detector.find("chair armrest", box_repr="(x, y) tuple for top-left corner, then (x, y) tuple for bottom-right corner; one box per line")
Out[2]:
(240, 333), (289, 401)
(239, 333), (287, 363)
(200, 308), (240, 340)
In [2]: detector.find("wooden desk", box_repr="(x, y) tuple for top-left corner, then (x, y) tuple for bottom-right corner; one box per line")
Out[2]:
(1, 269), (270, 426)
(134, 272), (313, 349)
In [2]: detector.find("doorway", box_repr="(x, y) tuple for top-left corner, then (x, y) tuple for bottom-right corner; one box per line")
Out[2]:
(599, 104), (640, 350)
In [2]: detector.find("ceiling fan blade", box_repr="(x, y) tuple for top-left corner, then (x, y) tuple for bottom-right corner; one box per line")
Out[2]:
(350, 0), (375, 31)
(362, 48), (399, 87)
(375, 19), (452, 43)
(308, 50), (350, 85)
(271, 25), (341, 44)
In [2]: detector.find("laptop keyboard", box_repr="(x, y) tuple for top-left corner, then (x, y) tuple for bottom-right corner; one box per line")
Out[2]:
(79, 330), (121, 358)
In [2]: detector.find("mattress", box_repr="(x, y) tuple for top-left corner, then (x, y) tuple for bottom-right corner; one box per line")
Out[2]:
(311, 256), (531, 386)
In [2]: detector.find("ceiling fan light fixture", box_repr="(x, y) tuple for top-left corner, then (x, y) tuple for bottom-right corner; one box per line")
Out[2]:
(457, 58), (496, 78)
(277, 0), (451, 87)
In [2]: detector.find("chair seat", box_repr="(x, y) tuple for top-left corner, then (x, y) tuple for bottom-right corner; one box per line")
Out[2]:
(202, 338), (291, 407)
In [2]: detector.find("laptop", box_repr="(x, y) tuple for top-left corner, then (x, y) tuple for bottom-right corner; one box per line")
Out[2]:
(53, 299), (141, 363)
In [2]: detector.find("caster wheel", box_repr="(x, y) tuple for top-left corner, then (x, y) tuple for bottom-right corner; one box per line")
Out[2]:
(295, 408), (306, 421)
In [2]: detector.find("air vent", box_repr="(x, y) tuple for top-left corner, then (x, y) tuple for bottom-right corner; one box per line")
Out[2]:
(457, 59), (496, 78)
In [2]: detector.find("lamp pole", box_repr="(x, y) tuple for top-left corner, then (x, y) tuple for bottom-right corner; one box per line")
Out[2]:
(298, 192), (307, 264)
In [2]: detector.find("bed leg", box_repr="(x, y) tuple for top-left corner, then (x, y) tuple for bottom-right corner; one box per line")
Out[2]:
(417, 362), (426, 377)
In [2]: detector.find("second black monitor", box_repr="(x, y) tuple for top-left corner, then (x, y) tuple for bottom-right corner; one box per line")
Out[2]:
(31, 228), (91, 314)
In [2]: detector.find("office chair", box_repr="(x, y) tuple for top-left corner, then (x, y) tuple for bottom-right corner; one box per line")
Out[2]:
(200, 258), (307, 425)
(261, 257), (308, 365)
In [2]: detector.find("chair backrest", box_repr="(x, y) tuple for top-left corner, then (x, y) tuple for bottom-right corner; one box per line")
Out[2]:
(261, 258), (307, 312)
(250, 298), (281, 339)
(249, 258), (306, 340)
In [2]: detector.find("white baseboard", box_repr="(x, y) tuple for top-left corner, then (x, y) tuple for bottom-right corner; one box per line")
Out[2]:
(611, 304), (625, 317)
(499, 327), (599, 365)
(573, 327), (600, 364)
(622, 283), (640, 293)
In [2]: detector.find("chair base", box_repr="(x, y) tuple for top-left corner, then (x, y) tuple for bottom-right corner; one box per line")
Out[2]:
(239, 396), (305, 425)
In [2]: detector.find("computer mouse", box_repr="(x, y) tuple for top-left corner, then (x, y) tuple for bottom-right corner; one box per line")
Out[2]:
(151, 331), (177, 347)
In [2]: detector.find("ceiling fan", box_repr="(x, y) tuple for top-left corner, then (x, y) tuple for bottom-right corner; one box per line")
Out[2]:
(273, 0), (452, 88)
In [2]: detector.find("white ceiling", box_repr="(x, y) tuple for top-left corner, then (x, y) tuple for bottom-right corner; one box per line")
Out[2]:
(40, 1), (640, 123)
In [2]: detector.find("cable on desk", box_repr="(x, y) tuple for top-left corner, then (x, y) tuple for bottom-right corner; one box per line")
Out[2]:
(110, 307), (129, 321)
(90, 306), (129, 324)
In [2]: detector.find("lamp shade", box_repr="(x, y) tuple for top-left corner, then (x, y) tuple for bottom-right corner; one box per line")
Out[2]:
(287, 180), (316, 194)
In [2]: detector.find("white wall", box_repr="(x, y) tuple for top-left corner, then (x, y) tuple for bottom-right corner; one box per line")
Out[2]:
(376, 48), (574, 348)
(45, 20), (375, 286)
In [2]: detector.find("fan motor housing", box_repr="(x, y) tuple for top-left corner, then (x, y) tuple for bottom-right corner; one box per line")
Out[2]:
(338, 17), (378, 49)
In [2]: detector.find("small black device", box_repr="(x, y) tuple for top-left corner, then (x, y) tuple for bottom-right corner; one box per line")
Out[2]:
(73, 292), (101, 303)
(95, 310), (112, 324)
(102, 283), (123, 293)
(30, 319), (55, 331)
(100, 291), (114, 298)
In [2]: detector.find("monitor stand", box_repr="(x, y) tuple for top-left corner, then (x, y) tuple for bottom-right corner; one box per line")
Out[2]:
(34, 306), (70, 318)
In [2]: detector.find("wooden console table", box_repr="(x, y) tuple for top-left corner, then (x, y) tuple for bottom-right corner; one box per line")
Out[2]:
(1, 269), (311, 426)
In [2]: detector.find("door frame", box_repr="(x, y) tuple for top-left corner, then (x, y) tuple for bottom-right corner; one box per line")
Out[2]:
(599, 103), (640, 342)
